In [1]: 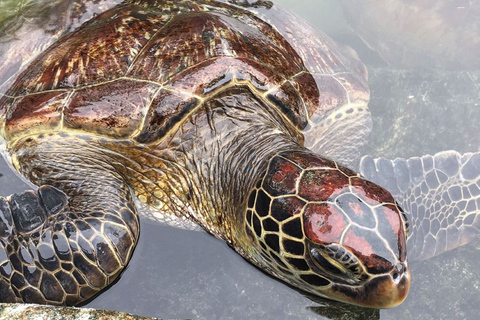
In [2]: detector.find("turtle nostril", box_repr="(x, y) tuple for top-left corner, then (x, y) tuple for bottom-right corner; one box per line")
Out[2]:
(392, 271), (399, 281)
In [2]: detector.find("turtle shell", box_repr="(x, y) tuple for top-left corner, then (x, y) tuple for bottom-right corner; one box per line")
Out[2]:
(0, 0), (122, 95)
(0, 0), (368, 147)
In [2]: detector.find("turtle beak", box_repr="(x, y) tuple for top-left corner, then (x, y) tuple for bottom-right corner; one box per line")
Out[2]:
(327, 261), (411, 309)
(364, 261), (411, 308)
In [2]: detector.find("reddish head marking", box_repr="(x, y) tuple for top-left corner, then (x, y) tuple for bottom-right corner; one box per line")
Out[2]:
(344, 229), (374, 258)
(351, 177), (397, 205)
(298, 169), (350, 202)
(264, 157), (302, 196)
(304, 203), (348, 243)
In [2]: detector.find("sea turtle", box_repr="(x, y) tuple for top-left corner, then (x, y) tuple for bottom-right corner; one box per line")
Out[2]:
(0, 0), (478, 312)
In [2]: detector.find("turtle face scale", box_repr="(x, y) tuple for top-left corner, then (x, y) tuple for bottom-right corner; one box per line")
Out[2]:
(242, 151), (410, 308)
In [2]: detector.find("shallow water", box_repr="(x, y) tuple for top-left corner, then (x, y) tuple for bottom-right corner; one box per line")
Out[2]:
(0, 1), (479, 319)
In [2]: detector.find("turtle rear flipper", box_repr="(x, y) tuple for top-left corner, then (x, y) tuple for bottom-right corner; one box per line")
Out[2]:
(359, 150), (480, 261)
(0, 135), (139, 305)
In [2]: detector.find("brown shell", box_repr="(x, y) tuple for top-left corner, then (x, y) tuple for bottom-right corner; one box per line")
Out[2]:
(0, 0), (367, 143)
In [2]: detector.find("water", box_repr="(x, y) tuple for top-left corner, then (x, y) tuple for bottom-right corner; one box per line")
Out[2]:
(0, 0), (30, 21)
(0, 1), (479, 319)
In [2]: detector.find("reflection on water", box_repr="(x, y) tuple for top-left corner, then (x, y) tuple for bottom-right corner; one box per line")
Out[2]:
(0, 0), (479, 319)
(0, 0), (30, 22)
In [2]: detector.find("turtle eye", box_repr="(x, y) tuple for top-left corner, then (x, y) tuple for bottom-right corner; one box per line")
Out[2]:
(309, 243), (365, 283)
(309, 247), (345, 276)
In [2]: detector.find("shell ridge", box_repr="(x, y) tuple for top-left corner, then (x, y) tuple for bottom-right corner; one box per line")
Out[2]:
(123, 13), (175, 76)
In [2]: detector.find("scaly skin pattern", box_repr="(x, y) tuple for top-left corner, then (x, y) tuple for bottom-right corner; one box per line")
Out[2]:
(0, 0), (408, 308)
(0, 135), (139, 305)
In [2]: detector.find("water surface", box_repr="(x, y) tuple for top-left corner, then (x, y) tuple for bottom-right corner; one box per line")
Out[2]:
(0, 1), (479, 319)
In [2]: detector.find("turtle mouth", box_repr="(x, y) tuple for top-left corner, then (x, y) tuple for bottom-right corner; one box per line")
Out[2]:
(355, 262), (411, 308)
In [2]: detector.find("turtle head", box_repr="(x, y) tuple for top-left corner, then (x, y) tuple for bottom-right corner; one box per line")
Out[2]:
(241, 150), (410, 308)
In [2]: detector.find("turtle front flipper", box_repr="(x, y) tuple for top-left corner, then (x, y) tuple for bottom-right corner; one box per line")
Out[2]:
(0, 135), (139, 305)
(359, 150), (480, 261)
